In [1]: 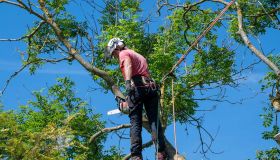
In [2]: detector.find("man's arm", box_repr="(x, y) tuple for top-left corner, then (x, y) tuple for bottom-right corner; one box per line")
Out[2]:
(123, 56), (132, 80)
(123, 56), (134, 95)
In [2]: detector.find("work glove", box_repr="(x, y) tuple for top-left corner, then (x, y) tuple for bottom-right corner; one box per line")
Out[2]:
(125, 80), (134, 95)
(115, 96), (130, 114)
(119, 101), (129, 114)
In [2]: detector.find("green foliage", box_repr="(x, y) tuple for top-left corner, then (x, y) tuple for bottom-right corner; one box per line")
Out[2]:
(95, 0), (149, 91)
(260, 54), (280, 91)
(99, 0), (141, 27)
(46, 0), (69, 14)
(229, 0), (280, 43)
(150, 7), (235, 123)
(257, 53), (280, 159)
(261, 107), (274, 128)
(189, 45), (234, 85)
(260, 106), (279, 140)
(5, 0), (280, 158)
(256, 147), (280, 160)
(102, 146), (125, 160)
(96, 1), (237, 124)
(0, 78), (122, 159)
(24, 1), (87, 74)
(0, 102), (3, 112)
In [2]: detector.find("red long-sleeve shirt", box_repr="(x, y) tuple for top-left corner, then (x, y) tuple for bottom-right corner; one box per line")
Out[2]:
(119, 49), (150, 79)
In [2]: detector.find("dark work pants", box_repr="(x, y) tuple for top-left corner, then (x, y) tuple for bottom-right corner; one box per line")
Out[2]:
(127, 79), (166, 157)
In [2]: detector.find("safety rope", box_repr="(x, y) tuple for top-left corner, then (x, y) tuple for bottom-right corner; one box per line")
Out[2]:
(156, 98), (160, 160)
(161, 0), (235, 83)
(172, 78), (178, 156)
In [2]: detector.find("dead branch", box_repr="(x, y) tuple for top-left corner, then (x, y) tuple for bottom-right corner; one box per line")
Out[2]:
(187, 114), (223, 158)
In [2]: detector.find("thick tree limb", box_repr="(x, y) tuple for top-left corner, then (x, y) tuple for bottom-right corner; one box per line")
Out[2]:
(89, 124), (131, 143)
(236, 2), (280, 77)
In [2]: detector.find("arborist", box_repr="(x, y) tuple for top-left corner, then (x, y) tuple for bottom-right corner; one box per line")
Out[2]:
(106, 38), (167, 160)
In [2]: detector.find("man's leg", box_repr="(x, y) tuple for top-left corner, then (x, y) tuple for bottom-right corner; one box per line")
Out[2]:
(128, 95), (143, 158)
(143, 92), (166, 154)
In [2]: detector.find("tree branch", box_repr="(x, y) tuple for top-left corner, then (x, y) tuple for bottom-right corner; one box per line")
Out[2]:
(0, 57), (71, 96)
(35, 0), (124, 98)
(157, 0), (229, 14)
(0, 0), (22, 7)
(245, 7), (280, 18)
(89, 124), (131, 143)
(15, 0), (45, 20)
(236, 2), (280, 77)
(208, 0), (228, 5)
(0, 21), (45, 42)
(187, 114), (222, 158)
(3, 1), (185, 159)
(122, 140), (154, 160)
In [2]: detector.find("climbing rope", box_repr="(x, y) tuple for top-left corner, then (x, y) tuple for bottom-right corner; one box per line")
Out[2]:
(155, 98), (160, 160)
(161, 0), (235, 83)
(172, 78), (178, 156)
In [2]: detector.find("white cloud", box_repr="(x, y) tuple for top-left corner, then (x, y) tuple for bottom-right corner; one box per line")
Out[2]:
(0, 60), (20, 67)
(0, 60), (89, 76)
(238, 72), (265, 84)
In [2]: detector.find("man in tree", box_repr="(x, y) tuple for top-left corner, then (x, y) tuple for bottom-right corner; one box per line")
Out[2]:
(106, 38), (167, 160)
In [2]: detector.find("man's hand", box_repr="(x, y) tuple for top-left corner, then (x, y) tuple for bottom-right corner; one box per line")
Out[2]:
(125, 80), (134, 95)
(119, 101), (129, 114)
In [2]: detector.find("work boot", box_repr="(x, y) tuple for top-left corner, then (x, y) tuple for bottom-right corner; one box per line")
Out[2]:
(157, 152), (167, 160)
(131, 155), (142, 160)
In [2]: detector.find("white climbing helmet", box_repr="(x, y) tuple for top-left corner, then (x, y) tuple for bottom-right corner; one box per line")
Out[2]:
(105, 38), (125, 58)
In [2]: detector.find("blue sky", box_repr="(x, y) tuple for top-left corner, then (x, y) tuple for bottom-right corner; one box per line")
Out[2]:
(1, 1), (280, 160)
